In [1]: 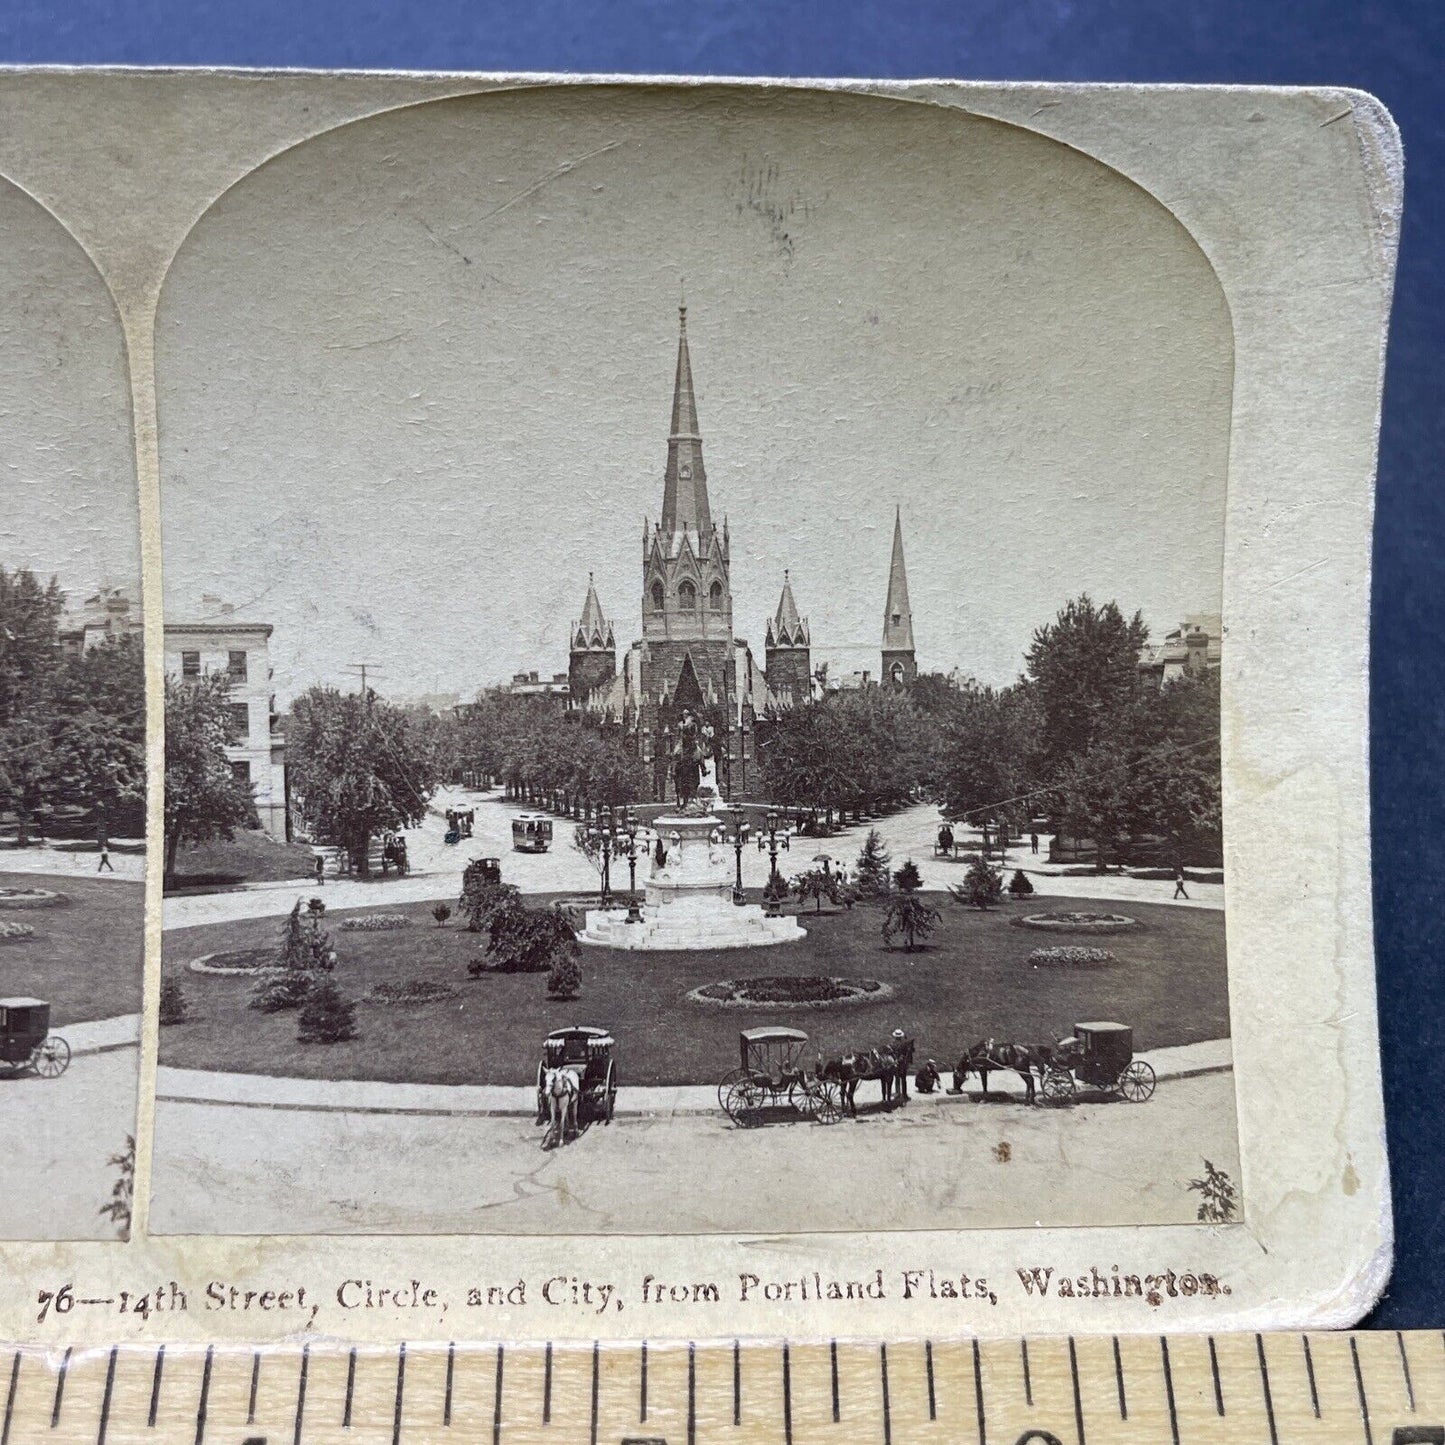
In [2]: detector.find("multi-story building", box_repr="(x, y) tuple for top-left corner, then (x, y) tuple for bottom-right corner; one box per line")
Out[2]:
(1137, 614), (1222, 687)
(164, 597), (288, 841)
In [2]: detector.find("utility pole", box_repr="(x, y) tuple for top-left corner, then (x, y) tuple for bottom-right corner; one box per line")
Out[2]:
(343, 663), (383, 708)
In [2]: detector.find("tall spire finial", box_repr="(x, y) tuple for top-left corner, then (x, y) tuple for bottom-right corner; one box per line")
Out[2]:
(661, 303), (710, 537)
(882, 507), (915, 653)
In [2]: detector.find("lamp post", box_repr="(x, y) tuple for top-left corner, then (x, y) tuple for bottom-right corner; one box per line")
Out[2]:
(587, 808), (617, 906)
(738, 721), (749, 795)
(719, 807), (751, 903)
(756, 808), (791, 889)
(619, 807), (644, 922)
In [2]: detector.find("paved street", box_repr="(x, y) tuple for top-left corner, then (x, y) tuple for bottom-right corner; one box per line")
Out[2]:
(149, 1072), (1240, 1236)
(164, 790), (1223, 930)
(0, 1044), (138, 1240)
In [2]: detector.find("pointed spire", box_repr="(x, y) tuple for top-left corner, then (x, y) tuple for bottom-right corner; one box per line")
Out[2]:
(773, 569), (807, 645)
(579, 573), (607, 640)
(660, 304), (712, 539)
(882, 507), (915, 651)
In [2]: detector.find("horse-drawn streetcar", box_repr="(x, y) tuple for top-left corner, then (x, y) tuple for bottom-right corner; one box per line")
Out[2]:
(718, 1026), (842, 1126)
(1042, 1021), (1156, 1103)
(0, 998), (70, 1079)
(535, 1026), (618, 1142)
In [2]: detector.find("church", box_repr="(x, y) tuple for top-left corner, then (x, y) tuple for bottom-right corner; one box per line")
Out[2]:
(564, 304), (917, 801)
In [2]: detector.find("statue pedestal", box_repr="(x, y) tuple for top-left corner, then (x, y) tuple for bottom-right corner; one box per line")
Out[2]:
(578, 805), (805, 951)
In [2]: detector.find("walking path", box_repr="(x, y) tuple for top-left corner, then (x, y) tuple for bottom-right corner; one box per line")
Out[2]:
(164, 790), (1223, 930)
(156, 1038), (1231, 1118)
(0, 844), (145, 882)
(63, 1014), (140, 1055)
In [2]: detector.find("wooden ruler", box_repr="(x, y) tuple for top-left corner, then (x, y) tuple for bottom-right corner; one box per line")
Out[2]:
(3, 1332), (1442, 1445)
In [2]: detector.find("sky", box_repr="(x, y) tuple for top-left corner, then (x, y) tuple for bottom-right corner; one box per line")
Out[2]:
(0, 176), (139, 609)
(157, 85), (1231, 703)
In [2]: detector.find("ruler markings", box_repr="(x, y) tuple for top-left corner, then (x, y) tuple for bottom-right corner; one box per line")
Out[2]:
(782, 1343), (793, 1445)
(878, 1343), (890, 1445)
(686, 1342), (695, 1445)
(971, 1338), (986, 1445)
(393, 1342), (406, 1445)
(444, 1341), (455, 1427)
(53, 1343), (72, 1427)
(1110, 1337), (1125, 1420)
(828, 1341), (837, 1424)
(639, 1340), (648, 1423)
(1399, 1330), (1418, 1411)
(193, 1344), (212, 1445)
(246, 1349), (260, 1426)
(1207, 1334), (1224, 1416)
(1, 1350), (16, 1445)
(734, 1340), (742, 1428)
(1068, 1337), (1085, 1445)
(95, 1346), (118, 1445)
(1256, 1333), (1279, 1445)
(588, 1341), (598, 1445)
(343, 1346), (357, 1428)
(292, 1343), (309, 1445)
(493, 1344), (504, 1445)
(543, 1342), (552, 1425)
(1020, 1339), (1033, 1408)
(1159, 1337), (1179, 1445)
(147, 1346), (163, 1429)
(1303, 1334), (1321, 1419)
(925, 1339), (936, 1422)
(1351, 1336), (1373, 1445)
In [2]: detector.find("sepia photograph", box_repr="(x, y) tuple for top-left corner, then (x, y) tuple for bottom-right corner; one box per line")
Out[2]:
(148, 85), (1237, 1237)
(0, 176), (145, 1239)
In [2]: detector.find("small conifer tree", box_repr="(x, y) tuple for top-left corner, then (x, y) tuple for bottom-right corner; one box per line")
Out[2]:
(547, 948), (582, 1000)
(158, 975), (188, 1025)
(1008, 868), (1035, 897)
(855, 828), (892, 897)
(951, 857), (1004, 910)
(893, 858), (924, 892)
(297, 978), (358, 1044)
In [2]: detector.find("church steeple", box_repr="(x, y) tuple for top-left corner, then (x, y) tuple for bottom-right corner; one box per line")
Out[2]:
(765, 569), (812, 708)
(881, 507), (916, 687)
(569, 573), (616, 709)
(660, 303), (712, 540)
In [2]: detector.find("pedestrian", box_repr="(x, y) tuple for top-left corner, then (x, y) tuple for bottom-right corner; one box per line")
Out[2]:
(1030, 831), (1039, 855)
(1173, 863), (1189, 900)
(314, 851), (325, 887)
(914, 1058), (941, 1094)
(890, 1027), (915, 1102)
(97, 844), (113, 873)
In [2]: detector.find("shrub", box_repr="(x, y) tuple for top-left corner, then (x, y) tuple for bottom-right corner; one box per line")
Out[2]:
(249, 969), (312, 1013)
(547, 949), (582, 1000)
(479, 896), (578, 974)
(951, 857), (1003, 910)
(278, 898), (336, 969)
(893, 858), (923, 892)
(340, 912), (412, 932)
(790, 866), (844, 914)
(1008, 869), (1035, 897)
(1027, 946), (1117, 967)
(297, 978), (358, 1043)
(762, 872), (790, 911)
(432, 904), (452, 927)
(366, 979), (457, 1005)
(158, 976), (188, 1025)
(854, 829), (892, 898)
(460, 862), (518, 932)
(882, 891), (941, 952)
(0, 920), (35, 941)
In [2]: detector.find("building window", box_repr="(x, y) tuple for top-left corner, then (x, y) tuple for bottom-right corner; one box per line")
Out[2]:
(677, 580), (696, 608)
(227, 649), (248, 681)
(709, 581), (723, 610)
(890, 662), (905, 685)
(181, 650), (200, 678)
(228, 703), (250, 742)
(650, 581), (664, 611)
(230, 759), (252, 786)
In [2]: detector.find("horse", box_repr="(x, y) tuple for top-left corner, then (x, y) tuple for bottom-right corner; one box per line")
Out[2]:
(818, 1041), (914, 1117)
(540, 1066), (582, 1148)
(950, 1039), (1054, 1104)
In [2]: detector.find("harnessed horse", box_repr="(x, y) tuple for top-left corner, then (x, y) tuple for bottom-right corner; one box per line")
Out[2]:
(817, 1040), (916, 1117)
(541, 1065), (582, 1148)
(950, 1039), (1054, 1104)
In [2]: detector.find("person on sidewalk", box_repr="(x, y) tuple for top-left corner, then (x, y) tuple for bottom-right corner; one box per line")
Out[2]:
(1030, 831), (1039, 855)
(1173, 863), (1189, 900)
(96, 845), (113, 873)
(314, 852), (325, 887)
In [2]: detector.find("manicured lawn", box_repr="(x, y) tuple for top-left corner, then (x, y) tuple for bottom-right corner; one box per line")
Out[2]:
(160, 892), (1228, 1086)
(164, 830), (316, 892)
(0, 872), (143, 1024)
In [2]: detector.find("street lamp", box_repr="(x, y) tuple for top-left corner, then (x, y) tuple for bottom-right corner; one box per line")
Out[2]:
(621, 807), (644, 922)
(586, 807), (618, 906)
(756, 808), (792, 890)
(719, 807), (751, 902)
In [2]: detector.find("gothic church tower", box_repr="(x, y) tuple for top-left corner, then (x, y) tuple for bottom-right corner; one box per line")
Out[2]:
(764, 571), (811, 708)
(881, 507), (917, 687)
(568, 574), (616, 708)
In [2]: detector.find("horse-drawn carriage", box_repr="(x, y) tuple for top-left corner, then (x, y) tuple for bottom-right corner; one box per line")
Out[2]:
(535, 1026), (618, 1140)
(1042, 1021), (1156, 1103)
(717, 1026), (843, 1126)
(0, 998), (70, 1078)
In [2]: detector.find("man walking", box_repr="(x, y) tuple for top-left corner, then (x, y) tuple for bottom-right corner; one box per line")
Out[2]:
(1030, 830), (1039, 855)
(314, 851), (325, 887)
(1173, 863), (1189, 900)
(97, 844), (113, 873)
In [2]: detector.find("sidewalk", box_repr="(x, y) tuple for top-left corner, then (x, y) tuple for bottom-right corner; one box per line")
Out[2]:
(63, 1013), (140, 1055)
(156, 1038), (1232, 1118)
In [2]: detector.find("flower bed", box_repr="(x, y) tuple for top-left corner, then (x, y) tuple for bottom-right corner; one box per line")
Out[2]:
(688, 975), (892, 1008)
(1028, 946), (1117, 968)
(0, 886), (65, 909)
(0, 920), (35, 941)
(365, 979), (458, 1006)
(1016, 911), (1139, 935)
(340, 913), (413, 932)
(189, 947), (279, 975)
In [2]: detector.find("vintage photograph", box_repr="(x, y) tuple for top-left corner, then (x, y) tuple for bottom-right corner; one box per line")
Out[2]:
(0, 178), (145, 1239)
(149, 85), (1237, 1236)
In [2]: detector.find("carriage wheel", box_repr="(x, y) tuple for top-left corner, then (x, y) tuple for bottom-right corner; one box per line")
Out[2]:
(716, 1067), (748, 1112)
(810, 1079), (844, 1125)
(724, 1078), (765, 1127)
(32, 1035), (70, 1079)
(535, 1061), (548, 1125)
(604, 1060), (618, 1123)
(1041, 1067), (1075, 1104)
(1117, 1060), (1157, 1103)
(787, 1079), (817, 1118)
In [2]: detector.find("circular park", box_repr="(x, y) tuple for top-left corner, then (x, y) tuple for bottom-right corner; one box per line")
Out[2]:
(159, 888), (1227, 1088)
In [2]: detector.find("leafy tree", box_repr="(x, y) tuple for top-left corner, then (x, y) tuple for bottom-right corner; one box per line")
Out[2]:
(790, 865), (843, 915)
(0, 567), (63, 723)
(460, 864), (518, 932)
(164, 673), (258, 875)
(951, 857), (1003, 910)
(297, 978), (358, 1043)
(882, 892), (942, 952)
(475, 893), (579, 975)
(854, 828), (892, 898)
(432, 904), (452, 927)
(288, 687), (441, 875)
(935, 682), (1042, 840)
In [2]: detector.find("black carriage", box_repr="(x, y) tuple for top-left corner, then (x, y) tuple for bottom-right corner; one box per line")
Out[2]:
(1042, 1021), (1156, 1103)
(717, 1026), (842, 1126)
(0, 998), (70, 1079)
(534, 1025), (618, 1125)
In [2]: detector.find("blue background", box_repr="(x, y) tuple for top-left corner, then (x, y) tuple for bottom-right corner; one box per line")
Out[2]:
(1, 0), (1438, 1327)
